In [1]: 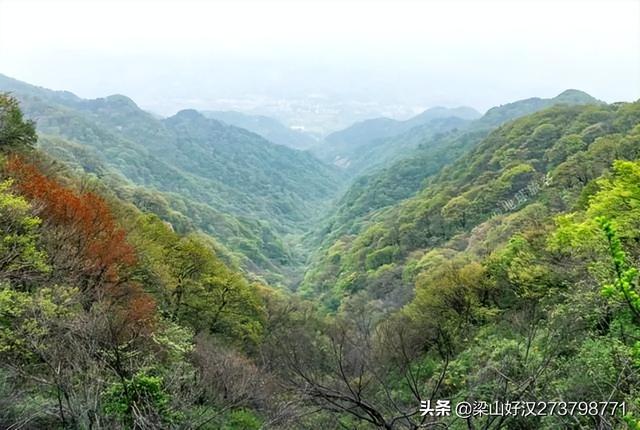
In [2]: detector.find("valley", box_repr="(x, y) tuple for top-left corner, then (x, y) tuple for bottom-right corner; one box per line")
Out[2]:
(1, 73), (639, 429)
(1, 0), (638, 427)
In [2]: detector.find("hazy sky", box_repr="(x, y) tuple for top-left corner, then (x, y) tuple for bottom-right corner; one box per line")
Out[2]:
(1, 0), (639, 128)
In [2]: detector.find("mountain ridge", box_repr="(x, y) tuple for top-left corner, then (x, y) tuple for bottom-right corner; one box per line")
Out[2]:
(202, 110), (318, 149)
(0, 73), (344, 283)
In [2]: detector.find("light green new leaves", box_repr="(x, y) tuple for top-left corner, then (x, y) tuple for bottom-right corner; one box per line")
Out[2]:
(0, 179), (49, 279)
(0, 285), (80, 358)
(597, 217), (640, 321)
(549, 160), (640, 266)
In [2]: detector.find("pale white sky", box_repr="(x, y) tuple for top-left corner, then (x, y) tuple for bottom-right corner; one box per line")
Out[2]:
(0, 0), (639, 126)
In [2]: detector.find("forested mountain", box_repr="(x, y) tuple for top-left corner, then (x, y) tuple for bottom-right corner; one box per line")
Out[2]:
(313, 91), (600, 178)
(0, 93), (275, 428)
(312, 106), (480, 173)
(202, 110), (318, 149)
(307, 89), (604, 272)
(475, 89), (602, 128)
(2, 80), (640, 429)
(301, 100), (640, 308)
(0, 74), (344, 283)
(284, 100), (640, 429)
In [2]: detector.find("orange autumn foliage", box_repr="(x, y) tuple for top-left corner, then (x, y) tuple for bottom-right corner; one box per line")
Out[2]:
(6, 155), (157, 332)
(127, 291), (157, 328)
(106, 282), (158, 339)
(5, 155), (137, 290)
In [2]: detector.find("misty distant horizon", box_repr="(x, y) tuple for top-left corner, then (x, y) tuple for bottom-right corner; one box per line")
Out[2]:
(2, 1), (640, 427)
(0, 71), (623, 137)
(1, 0), (639, 133)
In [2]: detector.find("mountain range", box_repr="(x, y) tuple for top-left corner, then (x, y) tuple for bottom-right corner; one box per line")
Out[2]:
(2, 72), (640, 429)
(0, 73), (343, 283)
(312, 106), (481, 172)
(0, 73), (603, 288)
(310, 90), (599, 177)
(202, 110), (318, 150)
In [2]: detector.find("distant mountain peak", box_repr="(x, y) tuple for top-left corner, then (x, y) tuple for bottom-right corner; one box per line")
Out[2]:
(477, 89), (602, 129)
(201, 110), (318, 149)
(166, 109), (227, 132)
(103, 94), (138, 107)
(173, 108), (204, 119)
(553, 89), (600, 104)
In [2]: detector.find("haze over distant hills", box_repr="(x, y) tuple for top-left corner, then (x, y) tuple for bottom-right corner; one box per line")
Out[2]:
(202, 110), (318, 150)
(0, 73), (343, 282)
(311, 90), (600, 176)
(312, 106), (480, 171)
(3, 69), (640, 429)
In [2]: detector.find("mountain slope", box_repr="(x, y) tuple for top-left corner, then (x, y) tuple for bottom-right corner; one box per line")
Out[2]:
(475, 89), (601, 129)
(202, 110), (318, 149)
(308, 89), (604, 259)
(313, 91), (602, 177)
(301, 100), (640, 309)
(0, 73), (343, 282)
(312, 106), (480, 173)
(0, 94), (276, 428)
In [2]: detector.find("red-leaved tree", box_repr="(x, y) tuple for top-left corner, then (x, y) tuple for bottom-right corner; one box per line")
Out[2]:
(6, 156), (155, 330)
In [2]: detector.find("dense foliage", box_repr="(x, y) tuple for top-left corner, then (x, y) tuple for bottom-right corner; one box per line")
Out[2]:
(302, 101), (639, 307)
(0, 93), (274, 428)
(305, 90), (602, 283)
(2, 79), (639, 430)
(312, 106), (480, 175)
(202, 110), (318, 150)
(0, 74), (344, 285)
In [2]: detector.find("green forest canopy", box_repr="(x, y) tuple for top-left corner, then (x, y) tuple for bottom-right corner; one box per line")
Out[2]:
(1, 85), (640, 429)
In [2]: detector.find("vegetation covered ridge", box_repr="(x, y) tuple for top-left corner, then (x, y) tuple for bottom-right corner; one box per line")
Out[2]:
(2, 87), (640, 429)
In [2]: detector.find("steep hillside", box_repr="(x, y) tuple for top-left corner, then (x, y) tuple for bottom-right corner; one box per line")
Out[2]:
(161, 109), (339, 225)
(302, 101), (640, 309)
(273, 99), (640, 430)
(313, 106), (480, 173)
(202, 110), (318, 149)
(0, 74), (344, 283)
(0, 94), (279, 428)
(309, 90), (604, 263)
